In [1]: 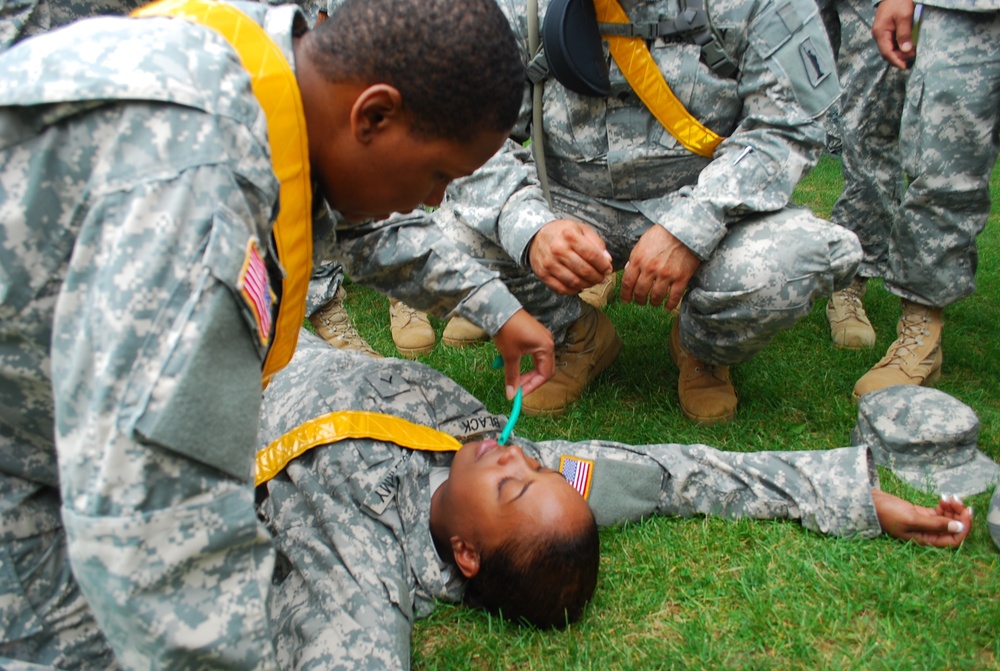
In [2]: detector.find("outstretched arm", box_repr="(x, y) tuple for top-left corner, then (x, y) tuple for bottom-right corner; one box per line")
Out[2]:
(873, 491), (972, 548)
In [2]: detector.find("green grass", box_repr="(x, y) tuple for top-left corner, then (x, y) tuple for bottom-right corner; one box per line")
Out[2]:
(339, 155), (1000, 671)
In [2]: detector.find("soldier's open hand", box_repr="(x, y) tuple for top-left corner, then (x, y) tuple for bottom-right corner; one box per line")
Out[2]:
(621, 225), (700, 311)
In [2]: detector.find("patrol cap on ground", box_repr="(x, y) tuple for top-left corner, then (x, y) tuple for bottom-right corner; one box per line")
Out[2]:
(850, 385), (1000, 498)
(989, 487), (1000, 552)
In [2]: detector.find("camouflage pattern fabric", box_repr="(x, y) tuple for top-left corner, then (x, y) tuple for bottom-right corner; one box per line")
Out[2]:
(306, 262), (346, 317)
(431, 0), (862, 362)
(851, 386), (1000, 498)
(827, 0), (907, 280)
(258, 331), (882, 670)
(0, 0), (145, 48)
(885, 4), (1000, 308)
(0, 1), (522, 667)
(0, 7), (295, 668)
(921, 0), (999, 10)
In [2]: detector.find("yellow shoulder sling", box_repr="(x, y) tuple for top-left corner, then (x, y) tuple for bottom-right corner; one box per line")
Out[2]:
(255, 410), (463, 486)
(593, 0), (726, 158)
(132, 0), (313, 388)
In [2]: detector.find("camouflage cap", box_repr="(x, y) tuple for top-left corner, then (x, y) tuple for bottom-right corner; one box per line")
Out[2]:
(850, 386), (1000, 498)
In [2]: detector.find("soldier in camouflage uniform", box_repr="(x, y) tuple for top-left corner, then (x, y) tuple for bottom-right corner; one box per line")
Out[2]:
(0, 0), (557, 667)
(0, 0), (146, 47)
(857, 0), (1000, 398)
(428, 0), (863, 421)
(257, 330), (971, 670)
(823, 0), (908, 350)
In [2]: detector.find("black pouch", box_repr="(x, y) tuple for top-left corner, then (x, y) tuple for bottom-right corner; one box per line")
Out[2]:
(542, 0), (611, 96)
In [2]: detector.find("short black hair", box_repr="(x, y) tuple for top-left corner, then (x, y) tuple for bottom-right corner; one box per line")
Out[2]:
(463, 511), (600, 629)
(306, 0), (524, 142)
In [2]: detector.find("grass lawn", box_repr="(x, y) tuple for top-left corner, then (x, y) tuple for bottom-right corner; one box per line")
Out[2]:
(339, 156), (1000, 671)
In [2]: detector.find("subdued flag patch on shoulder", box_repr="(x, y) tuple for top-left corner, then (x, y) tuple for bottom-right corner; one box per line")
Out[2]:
(559, 455), (594, 500)
(238, 237), (274, 346)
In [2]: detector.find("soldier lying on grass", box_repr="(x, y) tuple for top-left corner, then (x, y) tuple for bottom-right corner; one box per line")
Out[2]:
(255, 331), (971, 670)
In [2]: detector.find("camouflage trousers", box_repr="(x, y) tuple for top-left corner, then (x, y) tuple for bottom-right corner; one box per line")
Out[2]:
(305, 261), (346, 317)
(887, 6), (1000, 308)
(828, 0), (908, 280)
(436, 183), (862, 365)
(0, 481), (118, 670)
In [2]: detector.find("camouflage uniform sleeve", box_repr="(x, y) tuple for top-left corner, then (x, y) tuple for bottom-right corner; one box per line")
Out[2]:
(526, 439), (882, 538)
(47, 103), (280, 669)
(441, 138), (559, 268)
(334, 209), (524, 336)
(634, 0), (839, 261)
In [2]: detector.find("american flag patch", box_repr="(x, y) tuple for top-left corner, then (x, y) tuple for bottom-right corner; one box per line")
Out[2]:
(238, 237), (273, 346)
(559, 455), (594, 500)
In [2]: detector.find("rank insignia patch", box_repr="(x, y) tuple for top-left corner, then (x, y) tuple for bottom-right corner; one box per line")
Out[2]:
(238, 237), (274, 346)
(559, 455), (594, 500)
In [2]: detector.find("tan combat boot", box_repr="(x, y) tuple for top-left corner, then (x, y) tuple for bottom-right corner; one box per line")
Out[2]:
(389, 299), (436, 358)
(308, 287), (382, 357)
(853, 299), (943, 399)
(826, 276), (876, 349)
(521, 304), (623, 416)
(669, 320), (737, 424)
(441, 316), (490, 347)
(579, 273), (617, 309)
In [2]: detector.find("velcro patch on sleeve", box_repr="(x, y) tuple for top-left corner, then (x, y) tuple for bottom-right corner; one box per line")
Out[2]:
(559, 455), (594, 500)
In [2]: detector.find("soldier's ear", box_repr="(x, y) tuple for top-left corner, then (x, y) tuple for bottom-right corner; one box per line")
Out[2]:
(350, 84), (405, 145)
(450, 536), (481, 578)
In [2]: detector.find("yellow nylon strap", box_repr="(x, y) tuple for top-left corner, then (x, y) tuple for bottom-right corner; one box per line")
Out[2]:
(132, 0), (313, 388)
(255, 410), (463, 486)
(593, 0), (725, 158)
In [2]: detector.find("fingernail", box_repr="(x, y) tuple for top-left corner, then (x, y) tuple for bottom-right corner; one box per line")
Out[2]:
(941, 494), (952, 503)
(968, 507), (974, 518)
(955, 495), (964, 505)
(901, 40), (913, 51)
(506, 385), (515, 399)
(947, 521), (965, 534)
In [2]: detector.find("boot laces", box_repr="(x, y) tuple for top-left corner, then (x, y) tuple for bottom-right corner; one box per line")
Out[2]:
(836, 282), (866, 320)
(694, 362), (727, 380)
(392, 301), (425, 328)
(315, 303), (350, 330)
(886, 312), (932, 363)
(315, 303), (367, 342)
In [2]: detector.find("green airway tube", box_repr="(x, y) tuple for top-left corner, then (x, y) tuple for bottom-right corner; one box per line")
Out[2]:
(499, 388), (523, 446)
(492, 355), (523, 445)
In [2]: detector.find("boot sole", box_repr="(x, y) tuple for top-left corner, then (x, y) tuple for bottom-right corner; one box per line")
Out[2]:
(394, 344), (435, 359)
(851, 362), (943, 401)
(680, 406), (737, 425)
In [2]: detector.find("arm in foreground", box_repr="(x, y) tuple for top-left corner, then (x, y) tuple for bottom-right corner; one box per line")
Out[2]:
(530, 440), (971, 548)
(336, 212), (554, 397)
